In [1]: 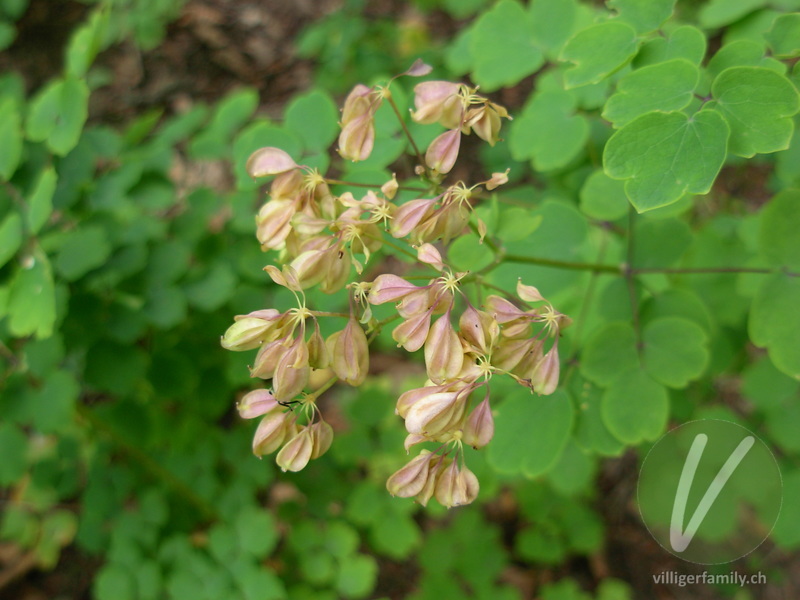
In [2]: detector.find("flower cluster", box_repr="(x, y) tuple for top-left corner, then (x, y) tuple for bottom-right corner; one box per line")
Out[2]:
(371, 264), (569, 506)
(221, 61), (569, 507)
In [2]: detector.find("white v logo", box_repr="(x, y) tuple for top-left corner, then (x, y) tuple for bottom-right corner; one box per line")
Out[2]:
(670, 433), (755, 552)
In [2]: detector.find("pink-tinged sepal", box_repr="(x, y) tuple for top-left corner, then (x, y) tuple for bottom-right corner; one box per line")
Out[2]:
(275, 427), (314, 472)
(531, 345), (560, 396)
(463, 395), (494, 449)
(424, 312), (464, 384)
(425, 129), (461, 174)
(237, 389), (279, 419)
(246, 147), (297, 178)
(368, 274), (421, 305)
(252, 412), (290, 457)
(386, 451), (434, 497)
(392, 310), (433, 352)
(390, 198), (437, 239)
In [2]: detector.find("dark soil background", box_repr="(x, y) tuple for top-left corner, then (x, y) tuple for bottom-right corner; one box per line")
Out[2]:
(1, 1), (798, 599)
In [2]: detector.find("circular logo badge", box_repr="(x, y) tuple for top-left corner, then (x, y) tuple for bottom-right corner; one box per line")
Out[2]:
(637, 419), (782, 564)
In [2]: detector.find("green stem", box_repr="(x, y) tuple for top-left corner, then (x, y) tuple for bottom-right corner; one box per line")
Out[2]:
(385, 94), (432, 180)
(76, 403), (219, 523)
(625, 207), (643, 354)
(503, 254), (621, 273)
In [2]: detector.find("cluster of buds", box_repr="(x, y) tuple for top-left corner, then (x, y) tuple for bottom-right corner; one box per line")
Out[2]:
(222, 60), (568, 508)
(369, 256), (569, 506)
(222, 266), (370, 471)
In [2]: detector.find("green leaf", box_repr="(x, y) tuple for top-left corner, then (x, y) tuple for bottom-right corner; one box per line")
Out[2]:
(0, 0), (29, 20)
(516, 525), (566, 564)
(607, 0), (675, 34)
(468, 0), (544, 91)
(448, 233), (493, 272)
(370, 511), (421, 559)
(633, 217), (692, 267)
(509, 90), (588, 170)
(699, 0), (766, 29)
(634, 25), (706, 67)
(749, 274), (800, 379)
(0, 97), (22, 179)
(284, 89), (339, 152)
(603, 59), (699, 127)
(579, 169), (629, 221)
(65, 7), (109, 78)
(29, 370), (79, 433)
(642, 317), (709, 388)
(7, 255), (56, 338)
(580, 322), (639, 386)
(529, 0), (580, 58)
(489, 389), (574, 477)
(709, 66), (800, 157)
(27, 167), (57, 234)
(25, 77), (89, 156)
(706, 40), (784, 80)
(0, 211), (23, 268)
(235, 507), (278, 558)
(0, 20), (15, 51)
(189, 88), (259, 159)
(773, 469), (800, 549)
(603, 109), (730, 212)
(560, 21), (639, 88)
(335, 553), (377, 599)
(54, 225), (112, 281)
(741, 357), (799, 411)
(184, 262), (237, 312)
(765, 13), (800, 57)
(601, 368), (669, 444)
(572, 377), (625, 456)
(758, 189), (800, 268)
(94, 565), (136, 600)
(547, 439), (594, 495)
(496, 207), (542, 241)
(0, 423), (27, 485)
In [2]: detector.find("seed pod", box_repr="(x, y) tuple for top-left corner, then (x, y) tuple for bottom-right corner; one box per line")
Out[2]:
(463, 396), (494, 449)
(237, 389), (279, 419)
(386, 451), (434, 498)
(424, 312), (463, 384)
(330, 319), (369, 386)
(252, 412), (290, 457)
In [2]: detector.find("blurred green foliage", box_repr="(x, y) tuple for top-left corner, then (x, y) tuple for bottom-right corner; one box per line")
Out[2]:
(1, 0), (799, 598)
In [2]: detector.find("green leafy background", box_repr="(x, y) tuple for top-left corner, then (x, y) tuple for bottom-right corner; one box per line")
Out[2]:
(2, 0), (800, 598)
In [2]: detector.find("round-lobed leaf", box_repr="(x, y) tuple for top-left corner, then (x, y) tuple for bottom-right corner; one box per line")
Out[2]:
(601, 368), (669, 444)
(560, 21), (639, 88)
(709, 66), (800, 157)
(603, 109), (729, 212)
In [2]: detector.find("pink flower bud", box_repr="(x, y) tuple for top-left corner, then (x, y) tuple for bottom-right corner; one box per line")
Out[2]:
(396, 382), (451, 418)
(273, 338), (310, 402)
(381, 174), (399, 200)
(511, 338), (545, 379)
(405, 59), (433, 77)
(270, 168), (304, 199)
(368, 274), (421, 305)
(386, 451), (435, 498)
(338, 113), (375, 162)
(411, 81), (462, 127)
(221, 311), (280, 351)
(465, 105), (503, 146)
(459, 306), (499, 355)
(253, 412), (290, 457)
(289, 248), (333, 289)
(341, 84), (374, 124)
(390, 198), (437, 239)
(403, 433), (428, 453)
(310, 420), (334, 459)
(492, 337), (537, 372)
(416, 243), (444, 271)
(517, 280), (545, 303)
(237, 389), (279, 419)
(404, 390), (465, 436)
(321, 249), (351, 294)
(276, 427), (314, 472)
(463, 396), (494, 449)
(329, 318), (369, 386)
(425, 129), (461, 174)
(250, 338), (288, 379)
(424, 313), (464, 384)
(246, 147), (297, 178)
(530, 345), (560, 395)
(256, 199), (295, 250)
(435, 461), (479, 507)
(392, 310), (433, 352)
(307, 322), (329, 369)
(416, 456), (446, 506)
(485, 169), (510, 191)
(396, 287), (437, 319)
(484, 295), (527, 323)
